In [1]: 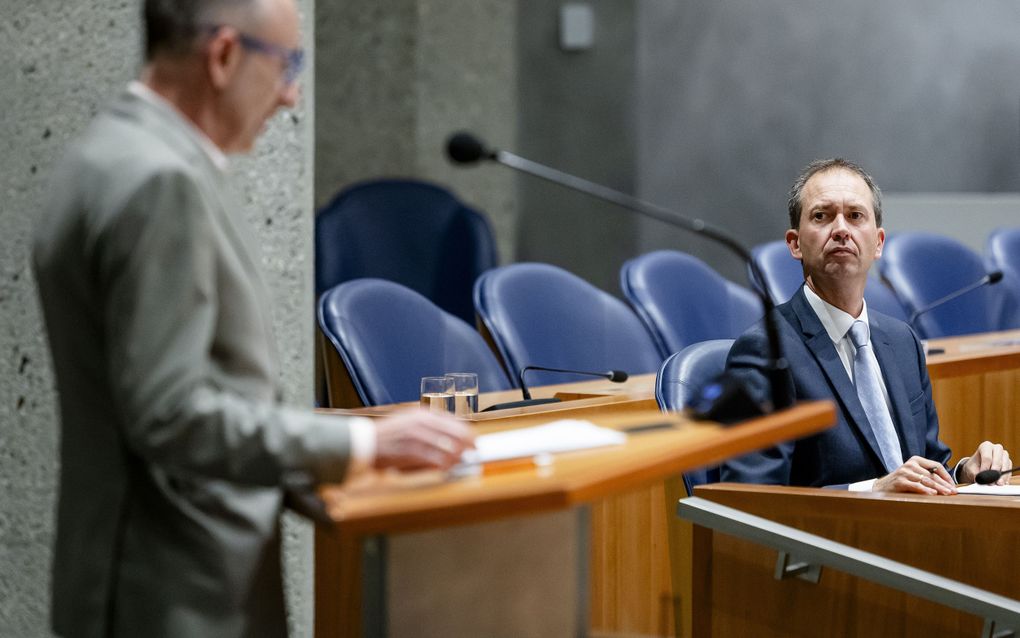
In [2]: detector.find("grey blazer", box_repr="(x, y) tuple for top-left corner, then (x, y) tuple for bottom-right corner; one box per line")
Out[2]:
(34, 88), (352, 638)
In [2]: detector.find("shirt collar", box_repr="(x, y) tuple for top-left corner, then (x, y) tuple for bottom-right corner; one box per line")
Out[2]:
(802, 283), (870, 344)
(127, 81), (229, 172)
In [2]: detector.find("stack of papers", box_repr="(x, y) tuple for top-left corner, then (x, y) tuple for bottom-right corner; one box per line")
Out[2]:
(461, 419), (627, 465)
(956, 484), (1020, 496)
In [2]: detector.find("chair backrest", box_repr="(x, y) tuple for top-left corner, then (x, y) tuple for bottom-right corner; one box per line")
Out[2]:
(315, 178), (498, 324)
(750, 239), (908, 321)
(749, 240), (804, 304)
(878, 232), (1009, 338)
(318, 278), (511, 406)
(474, 263), (663, 387)
(620, 250), (761, 358)
(986, 228), (1020, 319)
(861, 275), (910, 322)
(655, 339), (735, 492)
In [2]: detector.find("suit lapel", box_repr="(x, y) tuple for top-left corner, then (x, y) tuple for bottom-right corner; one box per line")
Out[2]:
(113, 90), (283, 382)
(114, 90), (265, 278)
(870, 317), (922, 458)
(788, 289), (889, 468)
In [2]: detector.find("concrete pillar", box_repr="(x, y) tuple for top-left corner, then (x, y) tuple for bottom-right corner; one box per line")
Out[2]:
(1, 1), (318, 635)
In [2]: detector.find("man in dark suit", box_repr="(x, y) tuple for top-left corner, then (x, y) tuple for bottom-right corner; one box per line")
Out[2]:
(721, 158), (1009, 492)
(33, 1), (473, 636)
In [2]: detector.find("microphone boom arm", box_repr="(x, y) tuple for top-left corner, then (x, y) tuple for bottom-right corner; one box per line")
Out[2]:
(492, 149), (791, 409)
(907, 272), (1002, 325)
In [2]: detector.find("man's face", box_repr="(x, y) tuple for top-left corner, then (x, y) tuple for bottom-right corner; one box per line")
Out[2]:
(219, 0), (301, 153)
(786, 167), (885, 287)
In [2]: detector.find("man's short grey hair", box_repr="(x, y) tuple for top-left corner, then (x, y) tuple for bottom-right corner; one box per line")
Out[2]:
(143, 0), (263, 60)
(787, 158), (883, 230)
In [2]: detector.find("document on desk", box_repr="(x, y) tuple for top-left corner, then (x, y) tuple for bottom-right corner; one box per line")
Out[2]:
(956, 484), (1020, 496)
(461, 420), (627, 465)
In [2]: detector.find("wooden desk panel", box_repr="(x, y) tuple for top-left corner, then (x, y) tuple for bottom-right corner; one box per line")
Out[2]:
(314, 403), (835, 638)
(926, 330), (1020, 461)
(318, 404), (832, 536)
(314, 329), (1019, 637)
(691, 483), (1020, 637)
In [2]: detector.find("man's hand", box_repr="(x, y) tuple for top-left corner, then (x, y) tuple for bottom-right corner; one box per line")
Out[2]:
(373, 409), (475, 472)
(873, 456), (957, 495)
(958, 441), (1011, 485)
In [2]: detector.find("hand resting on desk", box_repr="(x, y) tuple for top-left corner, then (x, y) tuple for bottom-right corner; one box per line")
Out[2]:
(872, 442), (1011, 494)
(956, 441), (1011, 486)
(373, 409), (475, 472)
(873, 456), (958, 495)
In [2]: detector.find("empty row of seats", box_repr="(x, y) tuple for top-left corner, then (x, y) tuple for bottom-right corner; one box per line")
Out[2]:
(315, 180), (1020, 415)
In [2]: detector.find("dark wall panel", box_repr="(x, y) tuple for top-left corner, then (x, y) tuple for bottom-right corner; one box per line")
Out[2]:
(636, 0), (1020, 283)
(517, 1), (639, 295)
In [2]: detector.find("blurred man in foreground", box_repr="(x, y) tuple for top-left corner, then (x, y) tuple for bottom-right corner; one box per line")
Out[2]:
(33, 1), (472, 636)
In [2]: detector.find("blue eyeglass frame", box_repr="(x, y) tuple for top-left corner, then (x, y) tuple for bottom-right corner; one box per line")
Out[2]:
(237, 32), (305, 85)
(203, 25), (305, 85)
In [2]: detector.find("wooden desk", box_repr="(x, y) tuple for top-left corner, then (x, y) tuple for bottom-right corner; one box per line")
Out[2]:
(324, 373), (659, 422)
(323, 328), (1020, 458)
(689, 482), (1020, 637)
(313, 402), (835, 637)
(925, 329), (1020, 460)
(313, 329), (1018, 636)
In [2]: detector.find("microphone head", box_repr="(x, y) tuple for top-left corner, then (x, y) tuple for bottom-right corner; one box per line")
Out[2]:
(607, 370), (629, 382)
(988, 270), (1004, 284)
(446, 132), (490, 165)
(975, 468), (1002, 485)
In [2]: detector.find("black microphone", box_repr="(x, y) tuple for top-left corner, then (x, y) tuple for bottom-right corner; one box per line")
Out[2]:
(907, 271), (1004, 325)
(447, 131), (791, 416)
(975, 465), (1018, 485)
(520, 366), (628, 399)
(448, 132), (495, 164)
(482, 365), (629, 412)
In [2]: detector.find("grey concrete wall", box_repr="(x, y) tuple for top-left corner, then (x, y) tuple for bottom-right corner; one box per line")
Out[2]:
(635, 0), (1020, 285)
(882, 194), (1020, 254)
(515, 0), (639, 295)
(1, 1), (318, 636)
(315, 0), (518, 260)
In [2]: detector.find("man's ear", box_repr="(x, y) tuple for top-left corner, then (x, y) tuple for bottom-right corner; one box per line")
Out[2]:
(786, 228), (802, 260)
(205, 27), (243, 90)
(875, 227), (886, 258)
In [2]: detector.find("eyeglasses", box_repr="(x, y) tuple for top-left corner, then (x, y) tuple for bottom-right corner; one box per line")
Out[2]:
(238, 32), (305, 85)
(204, 25), (305, 85)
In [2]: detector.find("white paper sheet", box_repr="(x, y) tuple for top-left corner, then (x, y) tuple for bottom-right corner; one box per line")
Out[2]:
(956, 484), (1020, 496)
(460, 419), (627, 465)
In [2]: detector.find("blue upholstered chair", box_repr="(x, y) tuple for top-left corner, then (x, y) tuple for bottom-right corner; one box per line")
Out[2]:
(315, 178), (498, 324)
(750, 239), (909, 321)
(655, 339), (735, 493)
(859, 274), (911, 322)
(473, 263), (663, 387)
(986, 228), (1020, 314)
(879, 232), (1016, 338)
(749, 240), (804, 303)
(318, 278), (511, 407)
(620, 250), (761, 358)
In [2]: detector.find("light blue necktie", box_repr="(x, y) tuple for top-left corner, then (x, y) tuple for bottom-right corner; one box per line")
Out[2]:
(848, 320), (903, 473)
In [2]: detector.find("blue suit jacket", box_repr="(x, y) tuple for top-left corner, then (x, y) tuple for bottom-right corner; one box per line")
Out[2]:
(720, 286), (950, 488)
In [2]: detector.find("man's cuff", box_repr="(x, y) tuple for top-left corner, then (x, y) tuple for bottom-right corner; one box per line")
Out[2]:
(346, 417), (377, 478)
(848, 478), (877, 491)
(953, 457), (969, 483)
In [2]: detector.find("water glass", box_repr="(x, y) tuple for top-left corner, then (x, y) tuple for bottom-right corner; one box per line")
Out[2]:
(420, 376), (455, 414)
(446, 372), (479, 415)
